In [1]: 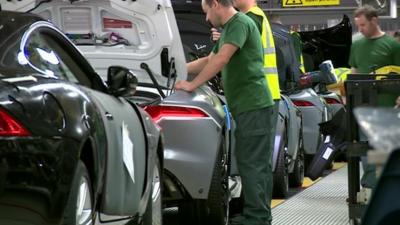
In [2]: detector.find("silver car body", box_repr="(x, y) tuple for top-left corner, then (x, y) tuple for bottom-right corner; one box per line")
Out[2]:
(270, 22), (336, 160)
(289, 88), (329, 156)
(297, 16), (350, 156)
(211, 92), (302, 175)
(278, 95), (303, 172)
(321, 91), (344, 116)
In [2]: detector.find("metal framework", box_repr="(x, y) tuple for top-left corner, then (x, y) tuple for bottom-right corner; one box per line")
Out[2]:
(258, 0), (399, 31)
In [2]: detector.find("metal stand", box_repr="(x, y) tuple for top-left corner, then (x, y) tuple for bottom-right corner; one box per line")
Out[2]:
(345, 75), (400, 224)
(346, 143), (367, 224)
(345, 78), (377, 223)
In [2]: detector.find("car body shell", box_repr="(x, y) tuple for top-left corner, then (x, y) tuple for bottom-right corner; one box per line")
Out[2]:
(271, 22), (340, 157)
(299, 15), (351, 126)
(0, 11), (160, 224)
(25, 0), (228, 202)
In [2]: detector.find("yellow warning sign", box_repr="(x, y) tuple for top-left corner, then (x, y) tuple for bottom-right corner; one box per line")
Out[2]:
(283, 0), (340, 7)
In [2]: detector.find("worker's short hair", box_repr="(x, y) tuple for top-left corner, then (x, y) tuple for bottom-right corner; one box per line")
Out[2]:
(203, 0), (233, 7)
(394, 30), (400, 38)
(354, 5), (379, 21)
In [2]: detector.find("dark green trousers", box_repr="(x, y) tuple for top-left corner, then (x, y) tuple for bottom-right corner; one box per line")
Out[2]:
(234, 105), (275, 225)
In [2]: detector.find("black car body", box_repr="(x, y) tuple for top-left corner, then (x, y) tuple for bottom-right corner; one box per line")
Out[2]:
(0, 11), (162, 225)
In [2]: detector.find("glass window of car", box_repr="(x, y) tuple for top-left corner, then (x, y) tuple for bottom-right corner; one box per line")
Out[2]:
(24, 28), (92, 87)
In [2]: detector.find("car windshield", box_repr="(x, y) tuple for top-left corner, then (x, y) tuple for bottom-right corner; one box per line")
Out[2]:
(0, 15), (87, 84)
(0, 17), (38, 77)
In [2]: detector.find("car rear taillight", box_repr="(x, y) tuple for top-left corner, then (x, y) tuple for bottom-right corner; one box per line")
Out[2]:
(292, 100), (315, 107)
(144, 105), (209, 123)
(0, 108), (31, 136)
(324, 97), (342, 105)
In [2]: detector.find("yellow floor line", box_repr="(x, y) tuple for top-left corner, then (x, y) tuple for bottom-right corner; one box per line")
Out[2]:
(301, 163), (346, 188)
(332, 162), (346, 170)
(271, 199), (285, 208)
(302, 177), (321, 188)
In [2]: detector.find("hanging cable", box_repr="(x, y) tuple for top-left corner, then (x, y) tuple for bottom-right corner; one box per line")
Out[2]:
(26, 0), (52, 13)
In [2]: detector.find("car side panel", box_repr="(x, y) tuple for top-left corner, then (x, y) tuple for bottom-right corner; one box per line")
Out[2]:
(282, 95), (303, 172)
(0, 80), (104, 224)
(272, 108), (286, 172)
(160, 87), (225, 199)
(88, 89), (146, 215)
(322, 92), (344, 117)
(289, 89), (326, 155)
(160, 118), (222, 199)
(0, 137), (81, 225)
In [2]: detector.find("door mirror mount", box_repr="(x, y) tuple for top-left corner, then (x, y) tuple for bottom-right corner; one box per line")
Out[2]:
(107, 66), (138, 97)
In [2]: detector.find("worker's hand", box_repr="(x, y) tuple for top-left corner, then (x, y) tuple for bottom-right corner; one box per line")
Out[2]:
(210, 28), (221, 43)
(175, 80), (195, 92)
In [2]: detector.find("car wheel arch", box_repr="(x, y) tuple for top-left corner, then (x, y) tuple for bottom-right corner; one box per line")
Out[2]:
(272, 125), (289, 198)
(79, 138), (100, 204)
(157, 137), (164, 173)
(272, 114), (287, 172)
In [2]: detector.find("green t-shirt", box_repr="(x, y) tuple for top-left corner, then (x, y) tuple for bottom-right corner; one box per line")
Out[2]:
(349, 34), (400, 73)
(213, 13), (273, 116)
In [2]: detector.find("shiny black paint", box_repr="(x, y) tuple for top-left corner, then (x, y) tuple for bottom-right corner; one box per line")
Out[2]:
(0, 68), (109, 212)
(299, 15), (352, 71)
(0, 11), (158, 225)
(0, 12), (108, 223)
(0, 137), (80, 224)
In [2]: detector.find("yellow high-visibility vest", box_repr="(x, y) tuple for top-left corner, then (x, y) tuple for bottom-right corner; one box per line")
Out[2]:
(335, 67), (351, 81)
(327, 67), (351, 96)
(374, 65), (400, 75)
(248, 6), (280, 100)
(328, 66), (400, 96)
(300, 54), (305, 73)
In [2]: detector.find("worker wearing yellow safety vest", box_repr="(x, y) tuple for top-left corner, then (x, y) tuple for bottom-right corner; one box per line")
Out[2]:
(327, 67), (351, 96)
(246, 6), (280, 101)
(211, 0), (279, 224)
(327, 66), (400, 97)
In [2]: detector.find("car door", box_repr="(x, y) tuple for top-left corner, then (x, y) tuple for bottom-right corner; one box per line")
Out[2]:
(23, 22), (147, 214)
(88, 91), (147, 215)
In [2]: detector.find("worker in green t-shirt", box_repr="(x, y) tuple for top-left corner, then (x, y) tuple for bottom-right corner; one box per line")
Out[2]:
(211, 0), (278, 224)
(349, 5), (400, 74)
(349, 5), (400, 190)
(175, 0), (274, 224)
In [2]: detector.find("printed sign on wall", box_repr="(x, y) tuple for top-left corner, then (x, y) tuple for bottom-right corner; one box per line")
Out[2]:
(283, 0), (340, 7)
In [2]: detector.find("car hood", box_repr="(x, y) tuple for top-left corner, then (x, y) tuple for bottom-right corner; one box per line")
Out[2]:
(299, 15), (352, 72)
(8, 0), (187, 86)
